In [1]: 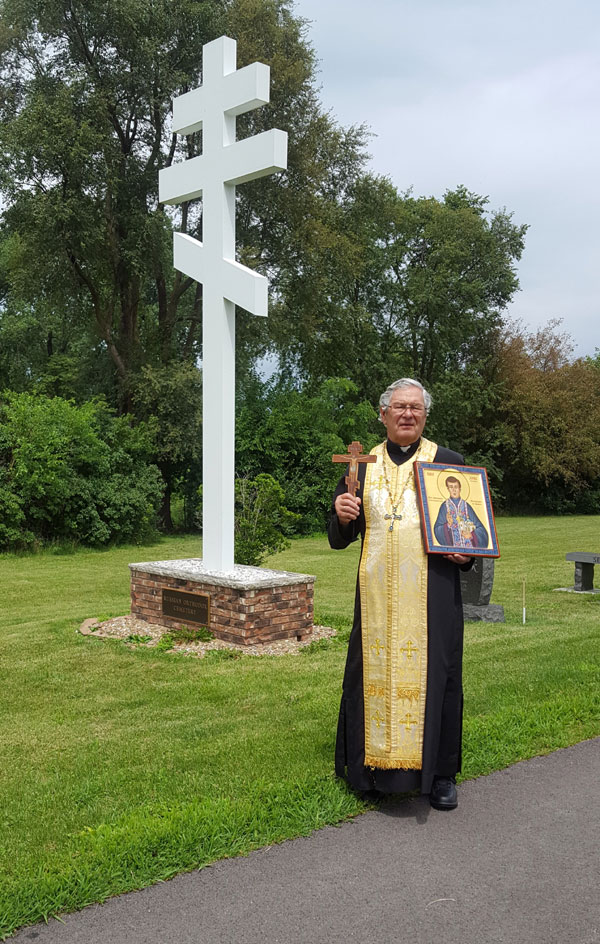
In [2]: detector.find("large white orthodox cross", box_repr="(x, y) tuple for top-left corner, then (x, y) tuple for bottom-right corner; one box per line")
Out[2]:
(159, 36), (288, 572)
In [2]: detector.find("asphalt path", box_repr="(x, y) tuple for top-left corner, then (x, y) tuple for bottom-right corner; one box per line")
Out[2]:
(13, 738), (600, 944)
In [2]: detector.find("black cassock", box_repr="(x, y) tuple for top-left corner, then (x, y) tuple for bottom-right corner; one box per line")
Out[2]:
(328, 437), (471, 795)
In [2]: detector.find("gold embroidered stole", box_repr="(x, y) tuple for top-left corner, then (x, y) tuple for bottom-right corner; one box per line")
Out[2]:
(360, 438), (437, 770)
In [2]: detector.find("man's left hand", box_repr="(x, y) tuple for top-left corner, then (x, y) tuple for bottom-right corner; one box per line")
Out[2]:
(444, 553), (472, 565)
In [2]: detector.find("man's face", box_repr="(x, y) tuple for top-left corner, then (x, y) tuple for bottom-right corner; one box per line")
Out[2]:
(380, 387), (427, 446)
(448, 481), (461, 499)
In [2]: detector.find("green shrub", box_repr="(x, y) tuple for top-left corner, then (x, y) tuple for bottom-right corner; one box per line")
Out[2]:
(0, 392), (163, 549)
(234, 473), (301, 566)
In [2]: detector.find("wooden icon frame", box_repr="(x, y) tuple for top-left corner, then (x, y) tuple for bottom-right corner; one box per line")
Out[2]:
(414, 461), (500, 558)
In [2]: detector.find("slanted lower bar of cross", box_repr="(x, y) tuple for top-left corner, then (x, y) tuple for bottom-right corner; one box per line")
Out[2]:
(159, 36), (287, 572)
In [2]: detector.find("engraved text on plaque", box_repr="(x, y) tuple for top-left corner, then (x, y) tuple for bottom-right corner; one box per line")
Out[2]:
(162, 589), (210, 625)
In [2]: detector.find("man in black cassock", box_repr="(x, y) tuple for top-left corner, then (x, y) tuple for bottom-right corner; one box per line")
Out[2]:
(328, 378), (472, 811)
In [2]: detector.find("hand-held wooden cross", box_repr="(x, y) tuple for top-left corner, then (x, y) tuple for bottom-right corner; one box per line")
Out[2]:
(332, 441), (376, 496)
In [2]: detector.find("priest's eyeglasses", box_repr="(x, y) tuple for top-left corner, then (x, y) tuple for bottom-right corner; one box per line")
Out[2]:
(388, 403), (425, 415)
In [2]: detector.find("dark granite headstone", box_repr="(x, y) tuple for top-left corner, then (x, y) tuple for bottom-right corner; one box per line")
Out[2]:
(460, 558), (505, 622)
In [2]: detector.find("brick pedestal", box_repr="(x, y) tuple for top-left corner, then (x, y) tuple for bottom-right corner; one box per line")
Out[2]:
(129, 559), (315, 645)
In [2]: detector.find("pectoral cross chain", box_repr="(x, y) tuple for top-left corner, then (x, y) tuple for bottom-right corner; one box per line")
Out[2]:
(384, 507), (402, 531)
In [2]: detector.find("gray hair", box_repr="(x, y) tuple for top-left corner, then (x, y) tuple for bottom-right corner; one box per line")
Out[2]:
(378, 378), (432, 421)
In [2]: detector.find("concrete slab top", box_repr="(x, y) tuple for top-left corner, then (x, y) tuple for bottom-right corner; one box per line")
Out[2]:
(128, 559), (316, 590)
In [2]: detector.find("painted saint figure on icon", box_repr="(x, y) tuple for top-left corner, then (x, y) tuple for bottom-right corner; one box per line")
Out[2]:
(433, 475), (489, 549)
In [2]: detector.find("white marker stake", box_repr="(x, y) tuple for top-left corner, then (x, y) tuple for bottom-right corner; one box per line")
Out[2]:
(522, 577), (526, 624)
(159, 37), (287, 572)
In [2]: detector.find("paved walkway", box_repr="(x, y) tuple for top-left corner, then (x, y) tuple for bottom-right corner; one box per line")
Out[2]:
(13, 738), (600, 944)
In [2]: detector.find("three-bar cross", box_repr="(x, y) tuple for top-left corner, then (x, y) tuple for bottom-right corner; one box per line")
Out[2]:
(159, 37), (287, 572)
(332, 441), (376, 496)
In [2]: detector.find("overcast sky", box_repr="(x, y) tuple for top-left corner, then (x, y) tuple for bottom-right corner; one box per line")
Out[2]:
(292, 0), (600, 358)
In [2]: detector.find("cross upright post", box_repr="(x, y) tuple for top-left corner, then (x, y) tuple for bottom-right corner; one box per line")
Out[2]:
(159, 36), (287, 572)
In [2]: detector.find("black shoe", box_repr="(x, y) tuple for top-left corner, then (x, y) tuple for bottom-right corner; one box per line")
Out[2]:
(430, 776), (458, 811)
(361, 788), (384, 802)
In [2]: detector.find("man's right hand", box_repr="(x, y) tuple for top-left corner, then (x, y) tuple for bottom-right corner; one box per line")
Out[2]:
(335, 493), (361, 525)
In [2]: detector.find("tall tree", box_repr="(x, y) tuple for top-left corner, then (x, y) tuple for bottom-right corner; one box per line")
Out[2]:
(271, 177), (527, 406)
(0, 0), (223, 406)
(132, 361), (202, 530)
(488, 320), (600, 512)
(0, 0), (369, 408)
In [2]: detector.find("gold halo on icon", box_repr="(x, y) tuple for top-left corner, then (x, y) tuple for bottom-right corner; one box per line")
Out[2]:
(437, 468), (470, 500)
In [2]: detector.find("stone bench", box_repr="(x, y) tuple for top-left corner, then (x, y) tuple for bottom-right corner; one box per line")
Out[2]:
(565, 552), (600, 591)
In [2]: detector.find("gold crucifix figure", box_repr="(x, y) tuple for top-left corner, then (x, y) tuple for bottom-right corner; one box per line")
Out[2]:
(332, 441), (376, 496)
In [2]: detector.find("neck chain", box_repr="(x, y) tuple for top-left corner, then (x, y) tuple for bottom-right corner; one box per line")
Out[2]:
(381, 443), (419, 531)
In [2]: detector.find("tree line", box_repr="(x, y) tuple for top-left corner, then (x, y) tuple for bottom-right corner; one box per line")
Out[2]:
(1, 0), (599, 554)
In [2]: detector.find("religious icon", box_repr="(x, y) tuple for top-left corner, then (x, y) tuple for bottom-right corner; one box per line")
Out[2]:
(332, 441), (376, 496)
(414, 462), (500, 558)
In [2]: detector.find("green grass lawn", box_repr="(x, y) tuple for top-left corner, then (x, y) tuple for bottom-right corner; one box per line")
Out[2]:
(1, 519), (599, 937)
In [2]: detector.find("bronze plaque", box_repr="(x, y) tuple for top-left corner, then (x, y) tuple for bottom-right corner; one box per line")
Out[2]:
(162, 588), (210, 625)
